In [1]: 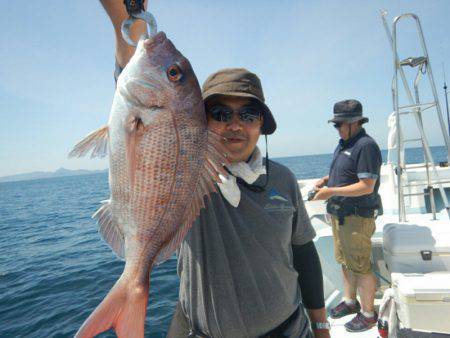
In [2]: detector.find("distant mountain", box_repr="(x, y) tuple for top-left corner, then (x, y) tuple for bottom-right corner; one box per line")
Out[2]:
(0, 168), (108, 183)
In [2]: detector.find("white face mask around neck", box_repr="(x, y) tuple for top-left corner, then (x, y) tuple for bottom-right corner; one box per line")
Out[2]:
(217, 147), (266, 207)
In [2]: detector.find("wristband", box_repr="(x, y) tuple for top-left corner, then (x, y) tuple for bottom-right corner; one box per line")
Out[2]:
(311, 321), (331, 330)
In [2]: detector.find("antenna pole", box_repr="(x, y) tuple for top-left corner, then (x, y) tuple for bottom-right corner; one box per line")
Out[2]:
(444, 64), (450, 139)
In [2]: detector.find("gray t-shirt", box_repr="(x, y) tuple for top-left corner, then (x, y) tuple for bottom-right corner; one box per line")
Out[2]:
(177, 160), (316, 338)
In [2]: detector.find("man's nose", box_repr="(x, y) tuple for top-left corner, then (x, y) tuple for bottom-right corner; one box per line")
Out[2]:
(226, 113), (243, 131)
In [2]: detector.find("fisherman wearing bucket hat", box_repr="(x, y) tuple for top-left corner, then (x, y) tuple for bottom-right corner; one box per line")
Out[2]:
(314, 99), (382, 333)
(168, 68), (330, 338)
(202, 68), (277, 135)
(327, 99), (369, 124)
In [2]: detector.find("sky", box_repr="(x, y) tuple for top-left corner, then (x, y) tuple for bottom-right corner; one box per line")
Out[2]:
(1, 0), (449, 177)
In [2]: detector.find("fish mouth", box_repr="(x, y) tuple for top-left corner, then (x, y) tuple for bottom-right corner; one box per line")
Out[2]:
(143, 32), (167, 50)
(133, 77), (163, 92)
(119, 77), (164, 112)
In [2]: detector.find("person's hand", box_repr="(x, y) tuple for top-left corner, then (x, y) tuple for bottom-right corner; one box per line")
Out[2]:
(313, 329), (331, 338)
(100, 0), (148, 69)
(313, 187), (335, 201)
(313, 177), (327, 191)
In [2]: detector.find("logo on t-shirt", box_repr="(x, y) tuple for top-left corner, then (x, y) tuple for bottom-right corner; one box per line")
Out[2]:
(269, 188), (288, 202)
(264, 188), (292, 213)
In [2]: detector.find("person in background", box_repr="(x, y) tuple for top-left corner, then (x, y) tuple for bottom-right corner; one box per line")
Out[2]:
(314, 99), (382, 333)
(100, 1), (330, 337)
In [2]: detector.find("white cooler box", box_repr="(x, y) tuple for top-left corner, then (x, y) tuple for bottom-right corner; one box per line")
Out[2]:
(383, 221), (450, 273)
(392, 272), (450, 334)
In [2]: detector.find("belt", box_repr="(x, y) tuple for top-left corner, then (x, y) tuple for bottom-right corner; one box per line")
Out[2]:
(327, 202), (377, 225)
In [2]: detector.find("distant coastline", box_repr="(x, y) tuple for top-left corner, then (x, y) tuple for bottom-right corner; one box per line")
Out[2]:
(1, 146), (447, 184)
(0, 168), (108, 184)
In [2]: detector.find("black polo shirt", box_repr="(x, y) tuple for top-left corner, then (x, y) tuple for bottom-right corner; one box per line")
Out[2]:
(327, 128), (382, 209)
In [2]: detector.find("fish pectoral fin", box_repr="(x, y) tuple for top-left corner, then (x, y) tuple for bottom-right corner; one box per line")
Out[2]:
(124, 115), (146, 135)
(69, 125), (109, 158)
(93, 200), (125, 259)
(124, 116), (146, 191)
(154, 131), (230, 265)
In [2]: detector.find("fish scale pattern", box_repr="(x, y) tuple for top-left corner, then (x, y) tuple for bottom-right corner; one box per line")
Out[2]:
(129, 111), (207, 264)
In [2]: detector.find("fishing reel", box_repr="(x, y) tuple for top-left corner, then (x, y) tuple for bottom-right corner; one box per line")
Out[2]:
(306, 189), (318, 201)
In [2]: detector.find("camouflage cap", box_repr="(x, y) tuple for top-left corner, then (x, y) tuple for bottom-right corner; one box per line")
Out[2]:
(202, 68), (277, 135)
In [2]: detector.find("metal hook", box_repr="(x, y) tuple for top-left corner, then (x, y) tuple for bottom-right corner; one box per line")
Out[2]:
(121, 11), (158, 47)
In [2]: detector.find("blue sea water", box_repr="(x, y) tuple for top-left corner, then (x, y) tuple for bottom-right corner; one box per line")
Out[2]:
(0, 146), (448, 338)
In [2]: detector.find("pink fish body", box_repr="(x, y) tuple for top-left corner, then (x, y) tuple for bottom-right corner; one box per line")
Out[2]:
(70, 32), (227, 338)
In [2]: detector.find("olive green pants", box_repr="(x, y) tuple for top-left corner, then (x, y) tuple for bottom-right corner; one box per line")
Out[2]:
(330, 215), (376, 275)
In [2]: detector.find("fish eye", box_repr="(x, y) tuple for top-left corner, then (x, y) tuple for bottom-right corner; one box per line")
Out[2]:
(167, 64), (183, 82)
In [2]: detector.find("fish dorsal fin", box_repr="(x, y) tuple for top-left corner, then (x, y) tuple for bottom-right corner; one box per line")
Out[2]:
(92, 200), (125, 260)
(154, 131), (229, 264)
(69, 126), (109, 158)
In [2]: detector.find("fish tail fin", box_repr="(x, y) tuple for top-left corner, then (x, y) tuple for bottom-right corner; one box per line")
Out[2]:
(75, 277), (149, 338)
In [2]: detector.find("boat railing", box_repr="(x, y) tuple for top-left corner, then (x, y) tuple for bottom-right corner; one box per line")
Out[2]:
(380, 10), (450, 221)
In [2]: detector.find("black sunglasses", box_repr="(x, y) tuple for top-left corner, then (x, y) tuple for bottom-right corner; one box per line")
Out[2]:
(333, 122), (343, 129)
(208, 105), (261, 124)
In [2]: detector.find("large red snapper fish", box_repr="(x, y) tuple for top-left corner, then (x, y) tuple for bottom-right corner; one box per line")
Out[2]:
(69, 31), (227, 337)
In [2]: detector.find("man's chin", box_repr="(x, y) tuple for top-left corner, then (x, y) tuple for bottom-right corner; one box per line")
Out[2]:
(226, 154), (242, 163)
(223, 142), (255, 162)
(225, 150), (246, 163)
(224, 143), (245, 154)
